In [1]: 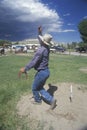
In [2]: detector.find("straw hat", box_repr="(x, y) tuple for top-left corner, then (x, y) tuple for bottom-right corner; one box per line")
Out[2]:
(39, 34), (54, 46)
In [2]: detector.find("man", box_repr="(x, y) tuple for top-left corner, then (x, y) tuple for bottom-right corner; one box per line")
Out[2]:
(19, 27), (57, 110)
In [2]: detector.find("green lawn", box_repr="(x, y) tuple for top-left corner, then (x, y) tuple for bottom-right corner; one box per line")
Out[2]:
(0, 54), (87, 130)
(49, 54), (87, 84)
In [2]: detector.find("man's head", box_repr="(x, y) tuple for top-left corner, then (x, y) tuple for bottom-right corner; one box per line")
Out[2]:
(39, 34), (54, 46)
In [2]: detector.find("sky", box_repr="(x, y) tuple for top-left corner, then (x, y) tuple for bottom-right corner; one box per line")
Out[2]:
(0, 0), (87, 43)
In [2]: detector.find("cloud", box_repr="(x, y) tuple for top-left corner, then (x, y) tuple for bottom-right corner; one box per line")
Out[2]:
(58, 29), (75, 32)
(0, 0), (62, 33)
(63, 13), (70, 16)
(0, 0), (75, 41)
(83, 16), (87, 19)
(67, 23), (75, 26)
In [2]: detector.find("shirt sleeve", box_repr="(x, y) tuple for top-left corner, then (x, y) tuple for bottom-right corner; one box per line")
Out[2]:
(38, 31), (43, 45)
(24, 48), (42, 71)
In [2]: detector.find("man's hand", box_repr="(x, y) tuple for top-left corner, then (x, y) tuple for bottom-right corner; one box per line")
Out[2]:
(18, 67), (28, 79)
(20, 67), (25, 73)
(38, 26), (42, 34)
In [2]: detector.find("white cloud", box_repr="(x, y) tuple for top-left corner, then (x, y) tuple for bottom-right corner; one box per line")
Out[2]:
(63, 13), (70, 16)
(58, 29), (75, 32)
(83, 16), (87, 19)
(1, 0), (62, 32)
(67, 23), (75, 26)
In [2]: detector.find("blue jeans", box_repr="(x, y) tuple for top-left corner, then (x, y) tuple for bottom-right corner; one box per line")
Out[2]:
(32, 69), (53, 103)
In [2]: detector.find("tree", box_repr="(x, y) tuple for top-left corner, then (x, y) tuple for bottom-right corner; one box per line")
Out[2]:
(0, 40), (12, 47)
(78, 19), (87, 43)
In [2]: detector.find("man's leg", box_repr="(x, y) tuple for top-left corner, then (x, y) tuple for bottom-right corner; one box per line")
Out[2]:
(32, 72), (42, 103)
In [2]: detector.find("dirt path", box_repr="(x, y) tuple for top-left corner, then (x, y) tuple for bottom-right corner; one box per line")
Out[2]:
(16, 83), (87, 130)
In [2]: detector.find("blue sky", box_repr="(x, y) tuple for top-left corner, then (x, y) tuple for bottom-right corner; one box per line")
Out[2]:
(0, 0), (87, 43)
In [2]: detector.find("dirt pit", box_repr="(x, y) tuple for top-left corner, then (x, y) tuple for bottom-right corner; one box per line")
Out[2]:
(16, 83), (87, 130)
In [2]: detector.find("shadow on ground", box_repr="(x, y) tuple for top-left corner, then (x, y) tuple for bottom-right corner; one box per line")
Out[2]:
(47, 83), (58, 96)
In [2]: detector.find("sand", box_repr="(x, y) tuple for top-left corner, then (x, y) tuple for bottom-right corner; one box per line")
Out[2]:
(16, 83), (87, 130)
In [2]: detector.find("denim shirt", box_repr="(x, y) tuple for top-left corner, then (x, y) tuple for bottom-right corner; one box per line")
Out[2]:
(25, 41), (50, 72)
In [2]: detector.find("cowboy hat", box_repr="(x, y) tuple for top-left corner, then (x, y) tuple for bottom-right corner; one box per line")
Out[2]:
(39, 34), (54, 46)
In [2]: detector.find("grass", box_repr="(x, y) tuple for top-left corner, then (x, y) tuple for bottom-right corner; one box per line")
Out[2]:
(0, 53), (87, 130)
(49, 54), (87, 84)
